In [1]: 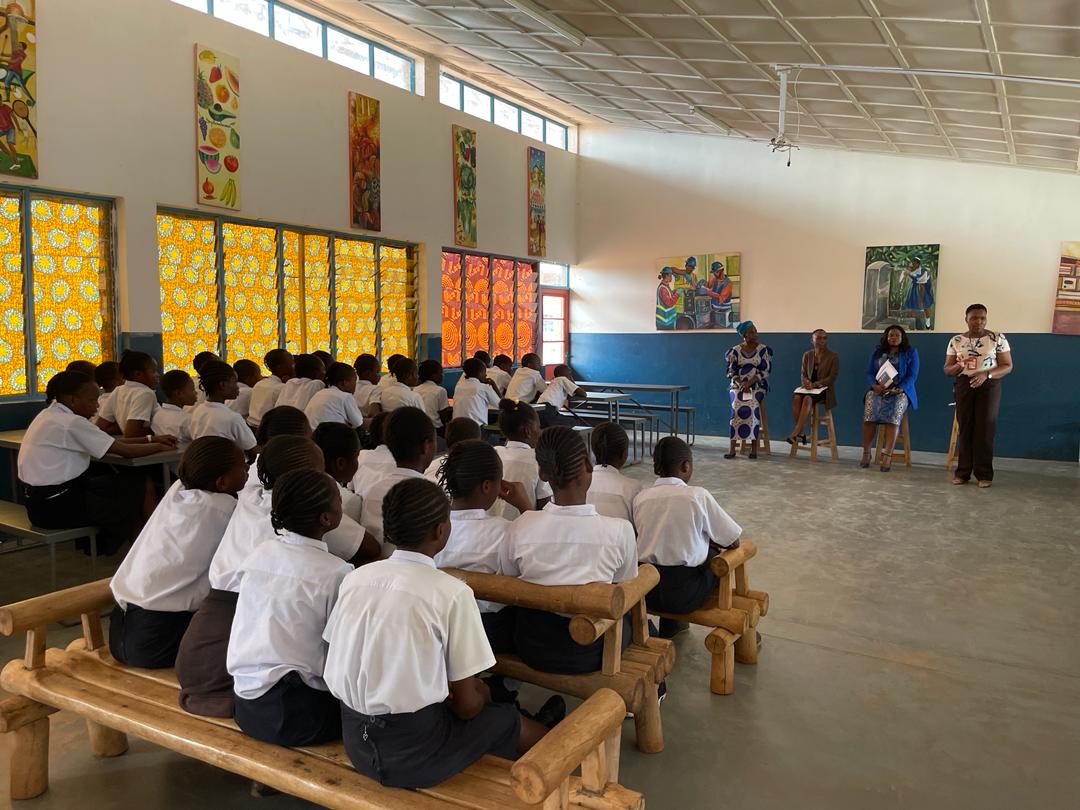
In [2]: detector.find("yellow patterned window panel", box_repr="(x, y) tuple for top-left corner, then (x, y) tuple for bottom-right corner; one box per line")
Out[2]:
(0, 193), (24, 394)
(158, 214), (219, 373)
(283, 231), (332, 357)
(31, 198), (114, 390)
(379, 244), (415, 366)
(222, 223), (279, 365)
(334, 237), (377, 363)
(282, 230), (301, 356)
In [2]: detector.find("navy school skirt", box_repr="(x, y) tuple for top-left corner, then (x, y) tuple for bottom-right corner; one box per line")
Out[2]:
(174, 588), (238, 718)
(233, 670), (341, 747)
(342, 699), (520, 789)
(513, 609), (632, 675)
(645, 562), (718, 616)
(481, 606), (516, 654)
(108, 604), (194, 670)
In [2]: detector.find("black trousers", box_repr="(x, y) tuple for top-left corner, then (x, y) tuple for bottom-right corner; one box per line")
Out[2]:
(233, 671), (341, 747)
(646, 562), (718, 615)
(513, 610), (632, 675)
(21, 469), (135, 554)
(954, 378), (1002, 482)
(108, 604), (194, 669)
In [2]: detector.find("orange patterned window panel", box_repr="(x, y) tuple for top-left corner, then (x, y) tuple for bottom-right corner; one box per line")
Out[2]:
(222, 223), (279, 365)
(158, 214), (219, 373)
(464, 254), (490, 359)
(0, 193), (24, 394)
(491, 258), (515, 359)
(441, 252), (463, 368)
(334, 237), (378, 363)
(516, 260), (538, 359)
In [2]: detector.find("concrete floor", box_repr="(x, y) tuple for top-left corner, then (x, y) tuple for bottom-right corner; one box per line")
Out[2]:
(1, 440), (1078, 810)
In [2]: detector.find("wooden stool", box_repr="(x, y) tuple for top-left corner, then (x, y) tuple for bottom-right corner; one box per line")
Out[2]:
(945, 413), (959, 471)
(874, 411), (912, 467)
(789, 403), (837, 461)
(738, 398), (770, 456)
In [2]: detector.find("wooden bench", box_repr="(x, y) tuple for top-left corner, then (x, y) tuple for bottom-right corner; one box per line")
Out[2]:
(0, 579), (644, 809)
(652, 540), (769, 696)
(446, 565), (673, 754)
(0, 500), (98, 591)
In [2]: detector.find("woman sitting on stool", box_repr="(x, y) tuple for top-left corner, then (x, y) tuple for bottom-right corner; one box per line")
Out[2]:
(860, 325), (919, 471)
(724, 320), (772, 459)
(787, 329), (839, 445)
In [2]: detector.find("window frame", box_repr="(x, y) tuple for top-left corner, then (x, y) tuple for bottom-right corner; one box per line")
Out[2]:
(439, 70), (573, 150)
(0, 184), (118, 402)
(158, 206), (417, 368)
(540, 288), (570, 370)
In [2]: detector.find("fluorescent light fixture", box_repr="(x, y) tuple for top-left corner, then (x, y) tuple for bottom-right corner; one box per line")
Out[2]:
(504, 0), (585, 47)
(691, 106), (730, 134)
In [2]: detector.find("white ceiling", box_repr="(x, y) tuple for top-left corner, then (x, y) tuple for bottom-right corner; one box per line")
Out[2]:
(320, 0), (1080, 173)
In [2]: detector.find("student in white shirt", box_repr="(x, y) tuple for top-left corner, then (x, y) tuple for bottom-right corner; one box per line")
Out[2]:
(351, 353), (383, 417)
(324, 478), (556, 788)
(244, 405), (312, 490)
(505, 352), (548, 404)
(488, 354), (513, 396)
(191, 350), (222, 407)
(453, 358), (501, 427)
(95, 350), (161, 438)
(305, 362), (365, 429)
(633, 436), (742, 639)
(94, 361), (122, 414)
(228, 359), (262, 421)
(350, 412), (396, 493)
(17, 371), (177, 554)
(152, 370), (197, 452)
(247, 349), (295, 429)
(109, 437), (249, 669)
(378, 357), (425, 414)
(313, 422), (364, 525)
(424, 418), (481, 482)
(500, 426), (638, 675)
(189, 361), (258, 458)
(586, 423), (642, 526)
(276, 353), (326, 413)
(536, 364), (586, 427)
(378, 354), (406, 389)
(416, 359), (453, 430)
(491, 399), (550, 520)
(228, 469), (353, 746)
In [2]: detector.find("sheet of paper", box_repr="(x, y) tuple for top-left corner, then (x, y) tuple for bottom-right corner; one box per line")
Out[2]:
(876, 359), (898, 387)
(794, 386), (826, 395)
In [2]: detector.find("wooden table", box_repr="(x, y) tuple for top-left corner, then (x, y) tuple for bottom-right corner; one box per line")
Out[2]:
(578, 382), (691, 439)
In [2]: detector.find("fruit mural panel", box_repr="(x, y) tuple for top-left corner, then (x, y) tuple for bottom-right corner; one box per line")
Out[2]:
(349, 92), (381, 231)
(0, 0), (37, 179)
(195, 45), (240, 210)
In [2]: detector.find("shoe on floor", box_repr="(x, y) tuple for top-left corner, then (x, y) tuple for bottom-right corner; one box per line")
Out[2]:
(533, 695), (566, 729)
(657, 618), (690, 639)
(657, 681), (668, 703)
(977, 480), (992, 488)
(952, 477), (968, 485)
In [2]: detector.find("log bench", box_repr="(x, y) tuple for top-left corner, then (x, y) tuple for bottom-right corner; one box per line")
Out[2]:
(0, 579), (644, 809)
(445, 564), (673, 755)
(652, 539), (769, 696)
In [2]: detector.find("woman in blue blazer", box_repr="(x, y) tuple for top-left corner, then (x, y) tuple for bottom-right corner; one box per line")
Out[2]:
(860, 325), (919, 471)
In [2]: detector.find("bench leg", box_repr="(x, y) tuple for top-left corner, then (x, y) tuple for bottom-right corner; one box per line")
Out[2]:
(87, 721), (128, 758)
(11, 716), (49, 799)
(632, 682), (664, 754)
(735, 627), (759, 665)
(709, 641), (736, 696)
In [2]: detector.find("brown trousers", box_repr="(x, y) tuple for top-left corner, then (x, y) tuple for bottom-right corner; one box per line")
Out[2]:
(954, 378), (1002, 482)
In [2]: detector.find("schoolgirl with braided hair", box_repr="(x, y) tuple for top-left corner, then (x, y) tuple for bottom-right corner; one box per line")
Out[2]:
(109, 437), (249, 670)
(633, 436), (742, 638)
(586, 422), (643, 526)
(227, 469), (351, 746)
(239, 405), (312, 489)
(490, 398), (549, 520)
(313, 422), (363, 522)
(324, 477), (557, 789)
(499, 426), (638, 675)
(423, 416), (481, 482)
(190, 360), (257, 458)
(305, 362), (365, 430)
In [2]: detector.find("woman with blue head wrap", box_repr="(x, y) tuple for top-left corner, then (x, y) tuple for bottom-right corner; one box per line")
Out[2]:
(724, 320), (772, 459)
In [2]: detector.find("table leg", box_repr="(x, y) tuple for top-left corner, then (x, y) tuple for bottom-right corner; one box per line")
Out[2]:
(161, 463), (170, 493)
(671, 391), (678, 437)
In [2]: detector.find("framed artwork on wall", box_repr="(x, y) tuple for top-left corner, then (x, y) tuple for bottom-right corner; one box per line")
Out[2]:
(655, 252), (741, 331)
(527, 146), (545, 257)
(195, 44), (240, 210)
(348, 92), (381, 231)
(862, 244), (939, 331)
(1053, 242), (1080, 335)
(452, 124), (477, 248)
(0, 1), (36, 178)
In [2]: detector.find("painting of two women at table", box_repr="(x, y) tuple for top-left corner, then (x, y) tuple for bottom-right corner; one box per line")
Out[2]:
(655, 252), (741, 331)
(862, 244), (940, 331)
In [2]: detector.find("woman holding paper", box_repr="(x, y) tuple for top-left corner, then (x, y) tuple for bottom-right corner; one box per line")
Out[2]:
(724, 320), (773, 459)
(787, 329), (839, 445)
(860, 325), (919, 471)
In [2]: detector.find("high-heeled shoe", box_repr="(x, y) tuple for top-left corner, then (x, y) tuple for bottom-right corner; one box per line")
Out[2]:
(859, 450), (871, 468)
(880, 452), (893, 472)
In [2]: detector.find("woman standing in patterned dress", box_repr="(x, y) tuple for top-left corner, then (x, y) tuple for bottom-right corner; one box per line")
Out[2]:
(724, 321), (773, 460)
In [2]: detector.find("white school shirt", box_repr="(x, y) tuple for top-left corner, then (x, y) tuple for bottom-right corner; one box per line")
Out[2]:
(110, 481), (236, 612)
(452, 377), (501, 426)
(151, 404), (193, 451)
(276, 378), (325, 412)
(633, 477), (742, 567)
(305, 387), (365, 429)
(352, 379), (381, 414)
(17, 401), (114, 486)
(435, 509), (512, 614)
(323, 550), (495, 715)
(208, 485), (363, 592)
(415, 380), (450, 427)
(423, 453), (445, 484)
(101, 380), (158, 429)
(378, 380), (425, 413)
(377, 373), (396, 388)
(227, 530), (353, 700)
(536, 377), (579, 410)
(505, 367), (548, 403)
(97, 389), (114, 416)
(357, 467), (426, 555)
(587, 465), (643, 527)
(189, 401), (257, 451)
(227, 382), (254, 420)
(490, 442), (552, 521)
(247, 375), (284, 428)
(488, 366), (511, 396)
(340, 482), (364, 524)
(500, 502), (638, 587)
(349, 445), (397, 493)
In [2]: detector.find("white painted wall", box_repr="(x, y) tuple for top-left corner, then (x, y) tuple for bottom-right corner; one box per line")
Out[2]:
(33, 0), (576, 333)
(574, 125), (1080, 335)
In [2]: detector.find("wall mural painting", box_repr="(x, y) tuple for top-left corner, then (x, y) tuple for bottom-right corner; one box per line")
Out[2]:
(349, 91), (380, 231)
(0, 1), (36, 178)
(452, 124), (477, 248)
(195, 44), (240, 210)
(527, 146), (546, 257)
(1053, 242), (1080, 336)
(862, 244), (940, 331)
(655, 252), (741, 331)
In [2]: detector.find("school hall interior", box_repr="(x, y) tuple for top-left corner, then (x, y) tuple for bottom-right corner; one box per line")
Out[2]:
(0, 1), (1079, 809)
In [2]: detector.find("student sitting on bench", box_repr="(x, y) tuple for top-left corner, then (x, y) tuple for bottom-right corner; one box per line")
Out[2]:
(490, 399), (549, 521)
(313, 422), (363, 523)
(424, 417), (481, 482)
(229, 359), (262, 422)
(452, 357), (501, 427)
(190, 361), (258, 458)
(351, 353), (383, 416)
(305, 362), (365, 430)
(95, 350), (161, 438)
(351, 412), (395, 494)
(247, 349), (295, 430)
(152, 369), (196, 452)
(586, 422), (642, 526)
(276, 353), (326, 412)
(535, 364), (586, 428)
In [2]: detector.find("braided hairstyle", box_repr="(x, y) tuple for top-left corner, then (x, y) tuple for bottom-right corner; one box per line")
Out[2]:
(360, 411), (390, 450)
(270, 469), (339, 537)
(444, 417), (481, 449)
(382, 478), (449, 549)
(45, 370), (93, 404)
(498, 398), (538, 442)
(325, 362), (356, 389)
(653, 436), (692, 477)
(197, 360), (237, 398)
(179, 436), (245, 491)
(313, 422), (360, 477)
(438, 439), (501, 499)
(535, 426), (590, 489)
(192, 351), (221, 374)
(592, 422), (629, 467)
(256, 405), (311, 445)
(385, 406), (435, 464)
(257, 435), (323, 489)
